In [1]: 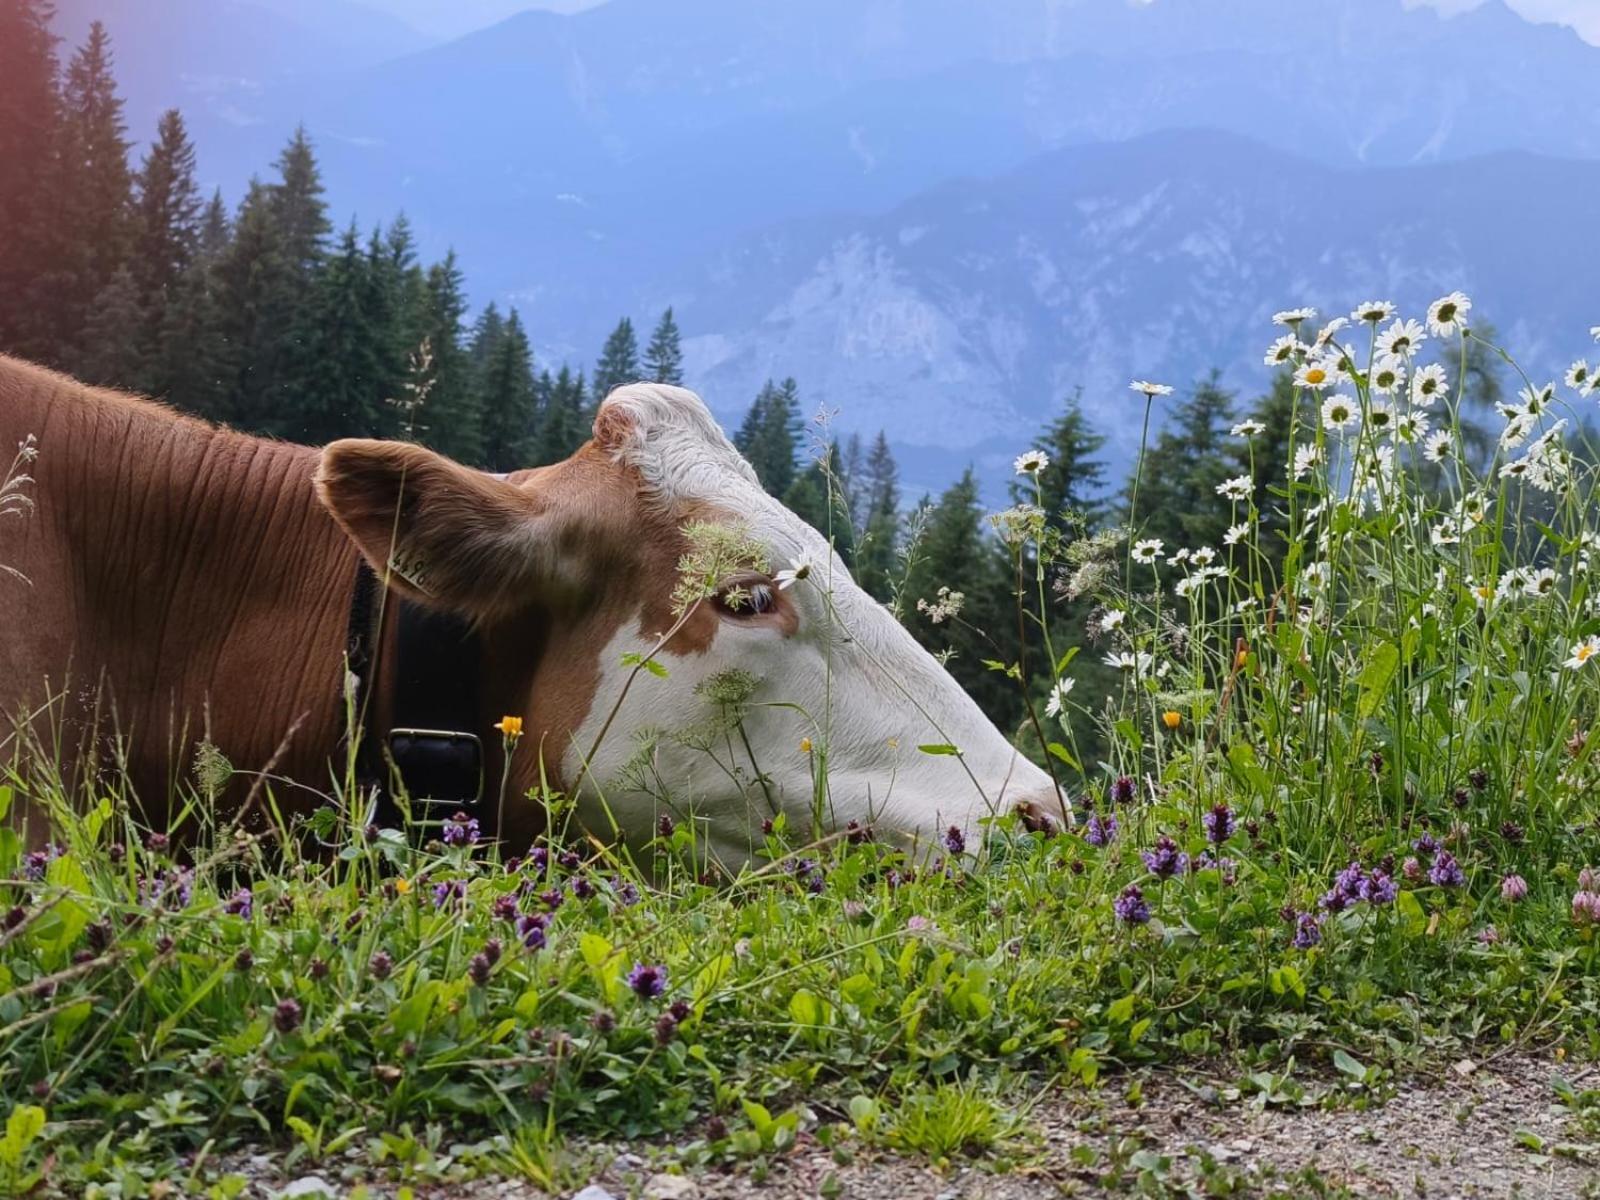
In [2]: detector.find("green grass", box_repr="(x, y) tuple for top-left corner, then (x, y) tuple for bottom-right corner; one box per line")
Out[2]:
(5, 308), (1600, 1195)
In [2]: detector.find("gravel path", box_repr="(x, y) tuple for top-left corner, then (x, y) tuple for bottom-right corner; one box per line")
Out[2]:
(220, 1055), (1600, 1199)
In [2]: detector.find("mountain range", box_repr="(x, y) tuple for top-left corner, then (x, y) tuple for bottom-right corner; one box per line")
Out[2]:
(51, 0), (1600, 492)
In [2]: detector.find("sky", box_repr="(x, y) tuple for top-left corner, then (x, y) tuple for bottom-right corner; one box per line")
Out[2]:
(1412, 0), (1600, 43)
(360, 0), (1600, 46)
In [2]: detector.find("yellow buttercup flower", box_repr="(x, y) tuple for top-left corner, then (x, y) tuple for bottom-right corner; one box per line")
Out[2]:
(1162, 711), (1181, 730)
(799, 737), (813, 753)
(495, 715), (524, 737)
(394, 877), (412, 895)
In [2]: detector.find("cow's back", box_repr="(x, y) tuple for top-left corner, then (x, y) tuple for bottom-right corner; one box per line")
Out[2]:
(0, 356), (357, 836)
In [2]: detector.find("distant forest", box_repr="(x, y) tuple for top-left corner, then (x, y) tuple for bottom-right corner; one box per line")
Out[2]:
(0, 2), (1517, 758)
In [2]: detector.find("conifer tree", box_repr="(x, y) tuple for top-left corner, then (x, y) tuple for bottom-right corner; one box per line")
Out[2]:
(417, 253), (480, 464)
(853, 430), (901, 600)
(734, 378), (803, 496)
(126, 108), (201, 390)
(0, 0), (62, 361)
(151, 190), (230, 415)
(533, 365), (588, 465)
(478, 308), (537, 472)
(783, 442), (857, 565)
(57, 21), (132, 369)
(76, 264), (143, 387)
(591, 317), (640, 401)
(643, 307), (684, 385)
(1015, 392), (1107, 530)
(302, 223), (385, 443)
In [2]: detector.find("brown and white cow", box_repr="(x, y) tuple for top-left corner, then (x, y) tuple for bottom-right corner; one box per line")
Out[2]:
(0, 355), (1058, 863)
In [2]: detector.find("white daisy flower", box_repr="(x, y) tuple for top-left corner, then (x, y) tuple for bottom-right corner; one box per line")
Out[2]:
(1300, 561), (1331, 589)
(1131, 538), (1165, 565)
(1293, 443), (1323, 479)
(1224, 522), (1249, 546)
(1423, 429), (1453, 463)
(1100, 608), (1126, 632)
(1314, 316), (1349, 348)
(1013, 449), (1050, 476)
(1170, 547), (1191, 565)
(774, 556), (813, 590)
(1426, 291), (1472, 338)
(1518, 382), (1554, 415)
(1232, 419), (1266, 438)
(1366, 400), (1395, 433)
(1320, 394), (1358, 432)
(1263, 335), (1305, 368)
(1523, 567), (1558, 598)
(1351, 300), (1396, 324)
(1567, 635), (1600, 670)
(1130, 380), (1174, 399)
(1592, 327), (1600, 342)
(1369, 356), (1406, 396)
(1294, 358), (1338, 391)
(1044, 677), (1075, 718)
(1273, 307), (1317, 328)
(1377, 318), (1427, 359)
(1394, 411), (1429, 444)
(1104, 650), (1154, 675)
(1501, 412), (1535, 450)
(1216, 474), (1252, 501)
(1565, 360), (1592, 393)
(1190, 546), (1217, 567)
(1411, 363), (1448, 406)
(1173, 575), (1200, 599)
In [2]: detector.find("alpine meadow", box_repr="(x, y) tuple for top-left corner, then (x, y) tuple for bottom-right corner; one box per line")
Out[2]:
(5, 2), (1600, 1198)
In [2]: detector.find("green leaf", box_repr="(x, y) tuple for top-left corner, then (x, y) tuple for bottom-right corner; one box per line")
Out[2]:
(1332, 1049), (1367, 1081)
(1047, 742), (1080, 769)
(788, 988), (833, 1027)
(1356, 641), (1400, 719)
(1107, 994), (1136, 1024)
(916, 743), (960, 756)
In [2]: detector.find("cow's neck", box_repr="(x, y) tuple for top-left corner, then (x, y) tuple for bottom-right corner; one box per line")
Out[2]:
(40, 374), (354, 812)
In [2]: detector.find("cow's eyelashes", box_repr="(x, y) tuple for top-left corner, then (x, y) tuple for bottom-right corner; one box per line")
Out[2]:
(714, 579), (779, 618)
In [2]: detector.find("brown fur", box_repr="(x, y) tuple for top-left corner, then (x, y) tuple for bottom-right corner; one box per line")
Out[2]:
(0, 355), (697, 849)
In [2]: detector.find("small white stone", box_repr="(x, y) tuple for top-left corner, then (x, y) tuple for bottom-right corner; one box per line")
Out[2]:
(643, 1173), (698, 1200)
(279, 1178), (335, 1199)
(572, 1186), (620, 1200)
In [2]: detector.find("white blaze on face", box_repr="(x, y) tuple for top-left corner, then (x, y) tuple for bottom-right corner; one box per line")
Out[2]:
(566, 384), (1059, 865)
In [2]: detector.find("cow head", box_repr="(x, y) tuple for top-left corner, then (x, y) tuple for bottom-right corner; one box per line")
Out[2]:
(315, 384), (1060, 864)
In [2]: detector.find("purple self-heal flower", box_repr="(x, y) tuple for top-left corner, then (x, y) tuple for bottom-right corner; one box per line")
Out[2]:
(1110, 775), (1137, 805)
(432, 879), (467, 909)
(224, 887), (253, 919)
(526, 846), (549, 875)
(1412, 832), (1440, 857)
(1141, 836), (1189, 880)
(1113, 884), (1151, 925)
(1360, 870), (1398, 905)
(442, 812), (480, 846)
(942, 825), (966, 855)
(493, 892), (519, 922)
(1083, 813), (1118, 847)
(611, 878), (641, 906)
(571, 875), (595, 900)
(1202, 803), (1235, 845)
(1292, 911), (1323, 949)
(1429, 851), (1465, 888)
(627, 962), (667, 999)
(515, 912), (548, 949)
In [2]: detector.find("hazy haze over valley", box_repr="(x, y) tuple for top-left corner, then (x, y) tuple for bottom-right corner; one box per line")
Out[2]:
(57, 0), (1600, 493)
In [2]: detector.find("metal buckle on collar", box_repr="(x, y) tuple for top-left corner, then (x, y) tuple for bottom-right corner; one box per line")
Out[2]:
(386, 728), (484, 809)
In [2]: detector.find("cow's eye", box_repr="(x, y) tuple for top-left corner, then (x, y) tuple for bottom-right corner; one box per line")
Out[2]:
(715, 580), (777, 617)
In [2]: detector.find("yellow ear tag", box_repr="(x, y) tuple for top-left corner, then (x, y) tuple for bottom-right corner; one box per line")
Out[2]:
(386, 544), (435, 596)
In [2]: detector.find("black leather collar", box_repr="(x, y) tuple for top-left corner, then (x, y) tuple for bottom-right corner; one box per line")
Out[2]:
(344, 561), (490, 839)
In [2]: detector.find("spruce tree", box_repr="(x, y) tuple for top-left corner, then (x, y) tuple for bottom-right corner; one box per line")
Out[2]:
(478, 308), (538, 472)
(733, 378), (803, 497)
(1015, 392), (1108, 530)
(57, 21), (132, 370)
(854, 431), (901, 601)
(152, 190), (230, 416)
(302, 223), (385, 443)
(643, 307), (684, 385)
(76, 263), (144, 387)
(417, 253), (481, 464)
(0, 0), (62, 361)
(591, 317), (640, 401)
(533, 365), (588, 466)
(783, 442), (857, 565)
(128, 108), (201, 390)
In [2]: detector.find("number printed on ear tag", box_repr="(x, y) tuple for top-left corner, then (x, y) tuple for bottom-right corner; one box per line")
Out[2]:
(387, 545), (435, 596)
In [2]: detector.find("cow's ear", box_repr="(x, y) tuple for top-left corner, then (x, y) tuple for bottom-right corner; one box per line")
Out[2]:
(315, 439), (559, 617)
